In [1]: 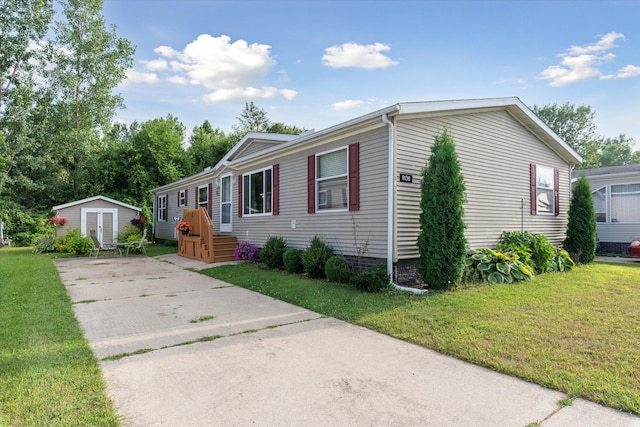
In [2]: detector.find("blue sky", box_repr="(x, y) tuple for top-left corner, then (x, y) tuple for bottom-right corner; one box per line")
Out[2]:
(103, 0), (640, 146)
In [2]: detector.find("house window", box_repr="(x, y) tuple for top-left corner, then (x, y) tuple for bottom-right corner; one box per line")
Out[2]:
(535, 165), (555, 214)
(592, 186), (607, 223)
(317, 148), (348, 211)
(610, 183), (640, 223)
(157, 195), (167, 222)
(178, 190), (186, 207)
(243, 168), (272, 215)
(198, 185), (208, 209)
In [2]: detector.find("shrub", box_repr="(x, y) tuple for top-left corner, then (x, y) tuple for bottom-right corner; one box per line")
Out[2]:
(259, 236), (287, 269)
(283, 248), (304, 273)
(549, 248), (575, 272)
(163, 239), (178, 247)
(118, 224), (142, 242)
(464, 248), (534, 284)
(349, 265), (391, 293)
(302, 235), (334, 278)
(0, 200), (50, 247)
(67, 235), (94, 255)
(234, 241), (260, 261)
(55, 228), (82, 253)
(34, 237), (56, 253)
(564, 175), (597, 264)
(498, 231), (556, 274)
(325, 255), (353, 283)
(417, 128), (467, 290)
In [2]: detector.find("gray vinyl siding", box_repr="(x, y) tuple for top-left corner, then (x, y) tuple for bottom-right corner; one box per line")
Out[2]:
(582, 173), (640, 244)
(231, 141), (279, 161)
(395, 110), (571, 259)
(230, 127), (389, 258)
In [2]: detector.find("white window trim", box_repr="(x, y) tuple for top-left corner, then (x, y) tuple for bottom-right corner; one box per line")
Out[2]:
(536, 165), (555, 216)
(158, 195), (167, 222)
(243, 166), (273, 217)
(178, 190), (186, 207)
(609, 181), (640, 224)
(220, 173), (232, 232)
(316, 146), (349, 213)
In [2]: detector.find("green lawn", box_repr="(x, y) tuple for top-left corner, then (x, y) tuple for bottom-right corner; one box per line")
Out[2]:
(0, 247), (120, 426)
(202, 261), (640, 414)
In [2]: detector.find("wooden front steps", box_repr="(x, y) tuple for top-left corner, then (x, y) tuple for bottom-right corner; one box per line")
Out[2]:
(177, 208), (237, 264)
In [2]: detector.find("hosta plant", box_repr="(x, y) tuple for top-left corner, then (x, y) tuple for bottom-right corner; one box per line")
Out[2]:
(464, 248), (534, 284)
(549, 248), (575, 272)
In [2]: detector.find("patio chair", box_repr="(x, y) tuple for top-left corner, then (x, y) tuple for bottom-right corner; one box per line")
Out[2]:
(89, 230), (120, 257)
(125, 228), (147, 257)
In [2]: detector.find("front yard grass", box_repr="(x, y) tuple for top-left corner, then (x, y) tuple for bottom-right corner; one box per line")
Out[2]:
(202, 261), (640, 414)
(0, 247), (119, 426)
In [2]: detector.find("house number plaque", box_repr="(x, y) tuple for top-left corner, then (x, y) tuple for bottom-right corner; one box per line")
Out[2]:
(399, 173), (413, 183)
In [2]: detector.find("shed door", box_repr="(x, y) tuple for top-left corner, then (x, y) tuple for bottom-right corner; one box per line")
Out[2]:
(81, 208), (118, 245)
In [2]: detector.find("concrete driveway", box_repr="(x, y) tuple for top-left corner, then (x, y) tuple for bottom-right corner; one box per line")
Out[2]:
(54, 255), (640, 426)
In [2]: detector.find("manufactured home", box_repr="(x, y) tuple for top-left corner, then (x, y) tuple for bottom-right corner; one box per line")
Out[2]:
(152, 97), (582, 285)
(573, 164), (640, 253)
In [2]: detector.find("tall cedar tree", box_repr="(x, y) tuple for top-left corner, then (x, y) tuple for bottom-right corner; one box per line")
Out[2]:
(563, 175), (597, 263)
(417, 129), (467, 289)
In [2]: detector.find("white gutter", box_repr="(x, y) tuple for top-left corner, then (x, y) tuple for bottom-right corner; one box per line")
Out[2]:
(381, 114), (396, 284)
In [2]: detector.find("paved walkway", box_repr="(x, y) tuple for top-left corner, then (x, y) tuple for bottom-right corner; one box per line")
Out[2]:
(53, 255), (640, 426)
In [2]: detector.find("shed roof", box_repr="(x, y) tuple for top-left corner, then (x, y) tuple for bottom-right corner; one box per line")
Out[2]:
(52, 195), (141, 211)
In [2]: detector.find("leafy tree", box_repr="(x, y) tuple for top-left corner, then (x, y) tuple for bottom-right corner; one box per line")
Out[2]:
(232, 101), (270, 135)
(599, 134), (639, 167)
(564, 175), (597, 264)
(185, 120), (233, 175)
(266, 122), (306, 135)
(417, 129), (467, 289)
(44, 0), (134, 199)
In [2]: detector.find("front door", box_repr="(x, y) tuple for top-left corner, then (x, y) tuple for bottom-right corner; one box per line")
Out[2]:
(220, 174), (232, 232)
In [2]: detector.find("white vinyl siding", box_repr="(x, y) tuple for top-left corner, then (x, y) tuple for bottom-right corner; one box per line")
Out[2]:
(395, 109), (571, 259)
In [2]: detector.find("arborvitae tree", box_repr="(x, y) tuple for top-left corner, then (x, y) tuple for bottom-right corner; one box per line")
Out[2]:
(563, 175), (597, 263)
(417, 129), (467, 289)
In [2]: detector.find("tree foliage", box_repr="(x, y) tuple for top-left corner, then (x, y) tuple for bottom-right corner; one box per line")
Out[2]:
(563, 175), (597, 264)
(417, 129), (467, 289)
(533, 102), (639, 169)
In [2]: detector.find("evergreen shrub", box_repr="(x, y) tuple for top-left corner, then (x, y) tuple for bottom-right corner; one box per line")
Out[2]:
(349, 265), (391, 293)
(325, 255), (353, 283)
(259, 236), (288, 269)
(302, 235), (333, 278)
(283, 248), (304, 273)
(563, 175), (597, 264)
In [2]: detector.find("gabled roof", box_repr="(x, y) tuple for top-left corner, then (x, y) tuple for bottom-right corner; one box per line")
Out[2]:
(572, 163), (640, 180)
(151, 97), (583, 193)
(226, 97), (583, 167)
(52, 195), (141, 211)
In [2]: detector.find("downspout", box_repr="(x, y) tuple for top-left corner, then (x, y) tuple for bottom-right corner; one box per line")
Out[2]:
(382, 113), (428, 295)
(381, 114), (395, 284)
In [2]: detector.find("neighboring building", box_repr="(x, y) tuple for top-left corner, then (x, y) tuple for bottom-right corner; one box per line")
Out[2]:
(52, 195), (141, 246)
(573, 164), (640, 253)
(152, 97), (582, 285)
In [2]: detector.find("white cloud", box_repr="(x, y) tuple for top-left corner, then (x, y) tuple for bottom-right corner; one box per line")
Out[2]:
(124, 69), (159, 85)
(203, 86), (298, 103)
(333, 99), (365, 111)
(143, 34), (296, 102)
(322, 42), (398, 69)
(538, 32), (639, 86)
(140, 59), (168, 71)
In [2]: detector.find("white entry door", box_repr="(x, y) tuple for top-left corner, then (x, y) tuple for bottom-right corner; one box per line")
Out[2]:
(81, 208), (118, 245)
(220, 174), (232, 232)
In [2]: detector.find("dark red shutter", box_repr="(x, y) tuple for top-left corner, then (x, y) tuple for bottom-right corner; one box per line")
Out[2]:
(177, 191), (180, 207)
(348, 143), (360, 211)
(307, 155), (316, 214)
(194, 187), (198, 209)
(272, 164), (279, 216)
(185, 189), (188, 207)
(208, 183), (213, 218)
(155, 195), (159, 220)
(238, 174), (243, 218)
(554, 168), (560, 216)
(530, 163), (537, 215)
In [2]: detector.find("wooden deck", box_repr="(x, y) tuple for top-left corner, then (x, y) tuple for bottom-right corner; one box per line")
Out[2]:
(177, 208), (237, 263)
